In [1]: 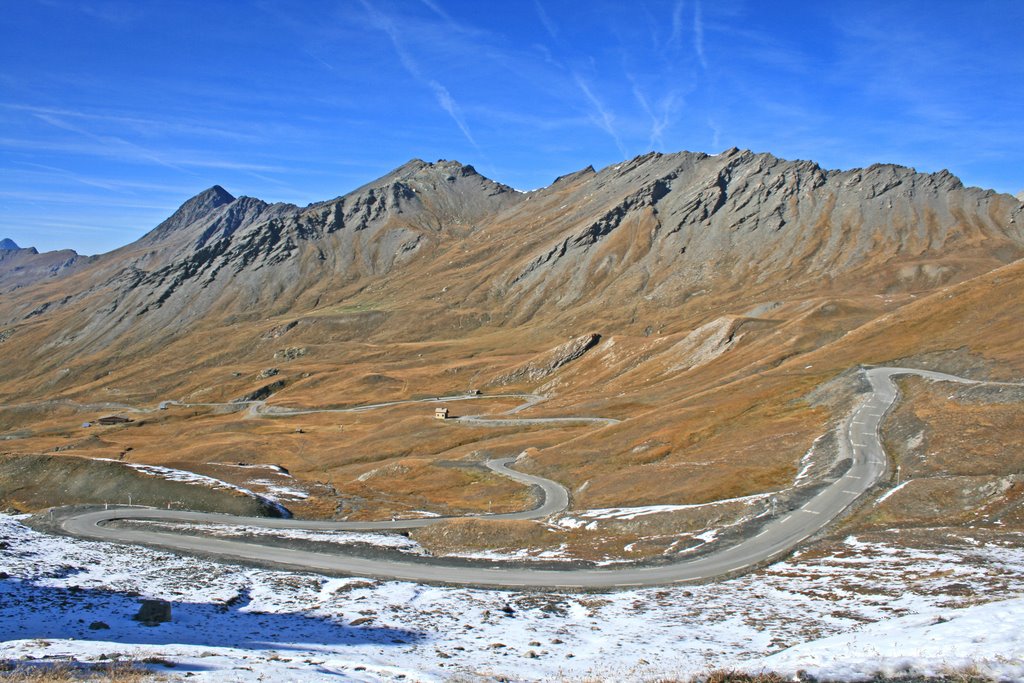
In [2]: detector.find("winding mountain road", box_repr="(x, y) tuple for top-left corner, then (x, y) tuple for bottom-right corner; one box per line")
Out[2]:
(245, 393), (545, 418)
(53, 367), (1006, 588)
(160, 390), (621, 427)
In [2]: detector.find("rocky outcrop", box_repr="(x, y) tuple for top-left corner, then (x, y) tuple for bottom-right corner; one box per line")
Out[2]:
(489, 333), (601, 386)
(0, 245), (89, 292)
(666, 316), (777, 373)
(233, 379), (286, 403)
(0, 239), (19, 250)
(134, 599), (172, 625)
(500, 151), (1024, 315)
(274, 347), (307, 361)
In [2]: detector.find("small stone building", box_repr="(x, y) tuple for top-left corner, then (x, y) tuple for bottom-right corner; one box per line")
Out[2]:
(435, 407), (449, 420)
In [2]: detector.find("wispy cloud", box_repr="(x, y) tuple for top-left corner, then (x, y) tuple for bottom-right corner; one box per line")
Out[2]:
(3, 103), (260, 143)
(631, 84), (656, 147)
(358, 0), (480, 150)
(418, 0), (451, 23)
(521, 3), (635, 158)
(415, 0), (488, 38)
(0, 135), (288, 174)
(693, 0), (707, 69)
(464, 106), (590, 132)
(0, 217), (148, 253)
(301, 48), (337, 72)
(706, 22), (808, 74)
(626, 69), (683, 152)
(534, 0), (558, 39)
(0, 189), (170, 212)
(15, 162), (196, 194)
(669, 0), (685, 49)
(428, 82), (478, 148)
(654, 95), (682, 150)
(708, 117), (721, 150)
(173, 157), (291, 173)
(574, 74), (627, 158)
(32, 112), (189, 173)
(667, 1), (707, 69)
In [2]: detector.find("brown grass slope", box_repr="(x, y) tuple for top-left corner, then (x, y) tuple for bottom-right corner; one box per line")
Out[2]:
(1, 150), (1022, 548)
(1, 150), (1020, 401)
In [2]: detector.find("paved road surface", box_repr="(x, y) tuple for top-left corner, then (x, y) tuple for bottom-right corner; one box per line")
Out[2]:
(54, 367), (1006, 588)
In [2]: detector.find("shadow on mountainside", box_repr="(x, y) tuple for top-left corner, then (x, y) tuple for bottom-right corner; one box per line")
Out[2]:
(0, 576), (423, 651)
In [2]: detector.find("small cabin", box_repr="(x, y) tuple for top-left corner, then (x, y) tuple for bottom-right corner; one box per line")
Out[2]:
(97, 415), (132, 426)
(434, 407), (449, 420)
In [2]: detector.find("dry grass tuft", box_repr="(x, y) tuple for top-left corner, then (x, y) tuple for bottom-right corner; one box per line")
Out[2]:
(0, 660), (158, 682)
(936, 662), (1003, 683)
(410, 517), (554, 554)
(691, 671), (786, 683)
(568, 670), (789, 683)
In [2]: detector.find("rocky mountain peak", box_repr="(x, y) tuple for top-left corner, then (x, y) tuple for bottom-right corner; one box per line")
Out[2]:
(551, 165), (596, 186)
(0, 238), (20, 250)
(345, 158), (501, 197)
(388, 158), (500, 187)
(427, 158), (482, 178)
(328, 157), (523, 232)
(177, 185), (236, 217)
(140, 185), (237, 245)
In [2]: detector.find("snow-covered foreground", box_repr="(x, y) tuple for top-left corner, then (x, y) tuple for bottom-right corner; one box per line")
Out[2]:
(2, 514), (1023, 682)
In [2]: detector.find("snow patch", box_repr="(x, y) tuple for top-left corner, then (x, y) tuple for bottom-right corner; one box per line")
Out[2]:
(93, 459), (290, 517)
(748, 597), (1024, 680)
(794, 433), (829, 484)
(876, 480), (911, 505)
(212, 462), (292, 476)
(577, 494), (770, 521)
(246, 479), (309, 501)
(131, 520), (423, 552)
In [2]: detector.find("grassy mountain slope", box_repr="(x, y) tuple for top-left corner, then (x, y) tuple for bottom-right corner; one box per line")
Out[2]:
(1, 150), (1022, 556)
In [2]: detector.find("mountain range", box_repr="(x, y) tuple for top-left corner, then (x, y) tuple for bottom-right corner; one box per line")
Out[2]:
(4, 150), (1021, 350)
(1, 149), (1023, 536)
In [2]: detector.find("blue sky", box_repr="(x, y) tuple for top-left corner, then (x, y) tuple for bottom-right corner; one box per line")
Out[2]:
(2, 0), (1022, 254)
